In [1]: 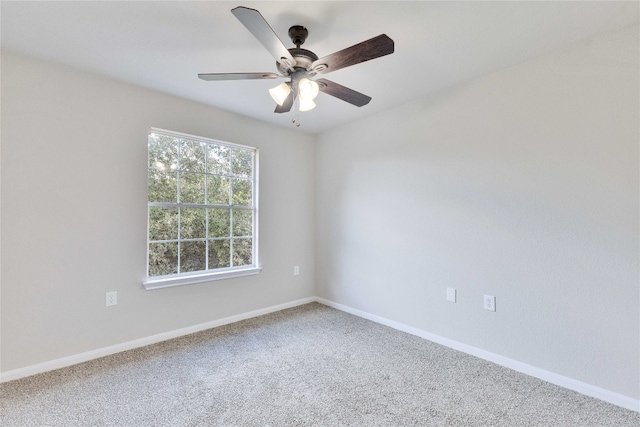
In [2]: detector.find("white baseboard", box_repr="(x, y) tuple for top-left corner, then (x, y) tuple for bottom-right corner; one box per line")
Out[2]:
(0, 297), (316, 383)
(315, 297), (640, 413)
(3, 295), (638, 413)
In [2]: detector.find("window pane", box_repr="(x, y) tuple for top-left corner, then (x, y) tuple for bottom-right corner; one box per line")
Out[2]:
(180, 172), (205, 204)
(231, 149), (252, 178)
(149, 207), (179, 241)
(208, 208), (230, 238)
(232, 209), (252, 237)
(147, 129), (257, 280)
(232, 178), (252, 206)
(180, 241), (206, 273)
(149, 134), (179, 171)
(149, 242), (178, 276)
(207, 145), (230, 175)
(209, 239), (231, 269)
(207, 175), (230, 205)
(232, 238), (252, 267)
(180, 139), (206, 172)
(148, 171), (177, 203)
(180, 208), (206, 239)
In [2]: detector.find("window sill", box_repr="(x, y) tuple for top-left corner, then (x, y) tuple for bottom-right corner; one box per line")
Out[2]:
(143, 266), (262, 290)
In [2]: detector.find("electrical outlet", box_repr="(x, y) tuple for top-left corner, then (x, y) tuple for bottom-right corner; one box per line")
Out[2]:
(293, 266), (300, 276)
(446, 287), (456, 303)
(106, 291), (117, 307)
(484, 295), (495, 311)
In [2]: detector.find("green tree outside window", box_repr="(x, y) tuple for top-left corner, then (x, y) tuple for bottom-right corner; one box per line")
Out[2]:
(147, 129), (257, 279)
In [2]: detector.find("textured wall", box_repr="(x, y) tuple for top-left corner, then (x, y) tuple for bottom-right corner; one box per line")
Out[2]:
(315, 26), (639, 399)
(1, 52), (316, 372)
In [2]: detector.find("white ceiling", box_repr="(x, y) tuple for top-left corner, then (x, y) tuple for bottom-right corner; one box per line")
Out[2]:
(2, 1), (638, 135)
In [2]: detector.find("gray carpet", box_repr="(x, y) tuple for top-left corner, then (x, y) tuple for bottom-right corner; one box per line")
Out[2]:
(1, 302), (638, 426)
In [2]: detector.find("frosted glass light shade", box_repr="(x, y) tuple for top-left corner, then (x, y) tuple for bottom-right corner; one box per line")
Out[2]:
(298, 98), (316, 112)
(269, 82), (291, 106)
(298, 78), (319, 100)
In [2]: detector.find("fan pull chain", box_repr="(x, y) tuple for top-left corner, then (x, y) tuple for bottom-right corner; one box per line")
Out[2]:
(291, 99), (301, 127)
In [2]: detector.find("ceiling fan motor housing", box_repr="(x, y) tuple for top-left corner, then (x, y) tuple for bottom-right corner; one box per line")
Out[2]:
(278, 47), (319, 74)
(276, 25), (322, 75)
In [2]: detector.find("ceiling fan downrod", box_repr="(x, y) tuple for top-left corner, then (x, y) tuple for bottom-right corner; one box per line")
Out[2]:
(288, 25), (308, 48)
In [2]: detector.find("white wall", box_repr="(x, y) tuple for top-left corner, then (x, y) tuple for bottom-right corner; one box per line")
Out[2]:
(1, 52), (315, 372)
(315, 26), (639, 400)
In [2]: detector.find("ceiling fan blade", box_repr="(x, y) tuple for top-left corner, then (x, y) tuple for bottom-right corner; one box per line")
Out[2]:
(312, 34), (394, 75)
(231, 7), (295, 70)
(274, 92), (294, 113)
(316, 78), (371, 107)
(198, 72), (279, 81)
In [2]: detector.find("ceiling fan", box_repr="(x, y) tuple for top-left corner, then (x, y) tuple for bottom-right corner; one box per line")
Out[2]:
(198, 6), (394, 121)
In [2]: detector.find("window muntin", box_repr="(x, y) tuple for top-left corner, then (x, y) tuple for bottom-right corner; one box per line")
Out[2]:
(145, 128), (258, 287)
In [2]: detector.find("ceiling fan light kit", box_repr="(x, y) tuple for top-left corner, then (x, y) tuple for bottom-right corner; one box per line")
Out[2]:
(198, 6), (395, 125)
(298, 78), (320, 101)
(298, 98), (317, 112)
(268, 82), (291, 106)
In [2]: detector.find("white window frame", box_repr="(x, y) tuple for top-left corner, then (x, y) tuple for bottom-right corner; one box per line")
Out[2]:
(143, 128), (260, 290)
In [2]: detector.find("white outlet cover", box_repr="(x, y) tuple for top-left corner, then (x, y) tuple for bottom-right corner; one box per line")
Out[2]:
(293, 266), (300, 276)
(484, 295), (495, 311)
(106, 291), (117, 307)
(446, 288), (456, 303)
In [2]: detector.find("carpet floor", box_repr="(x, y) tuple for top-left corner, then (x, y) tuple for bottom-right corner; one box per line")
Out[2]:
(1, 302), (638, 426)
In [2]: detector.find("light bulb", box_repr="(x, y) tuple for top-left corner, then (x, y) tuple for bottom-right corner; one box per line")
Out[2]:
(298, 98), (316, 112)
(269, 82), (291, 106)
(298, 78), (319, 100)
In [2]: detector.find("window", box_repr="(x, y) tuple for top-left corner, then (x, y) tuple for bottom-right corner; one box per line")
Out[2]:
(144, 128), (259, 289)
